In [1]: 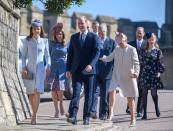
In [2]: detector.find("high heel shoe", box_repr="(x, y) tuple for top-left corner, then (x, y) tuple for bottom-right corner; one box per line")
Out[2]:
(31, 116), (36, 125)
(54, 111), (59, 118)
(107, 114), (113, 121)
(155, 107), (160, 117)
(129, 119), (136, 127)
(156, 110), (160, 117)
(65, 113), (69, 118)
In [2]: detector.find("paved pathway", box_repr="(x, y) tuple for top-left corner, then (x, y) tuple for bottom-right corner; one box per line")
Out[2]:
(0, 90), (173, 131)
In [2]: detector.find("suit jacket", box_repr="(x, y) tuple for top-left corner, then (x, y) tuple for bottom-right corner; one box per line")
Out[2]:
(129, 40), (146, 65)
(100, 45), (140, 97)
(66, 32), (100, 74)
(129, 40), (146, 53)
(97, 37), (115, 79)
(21, 37), (51, 94)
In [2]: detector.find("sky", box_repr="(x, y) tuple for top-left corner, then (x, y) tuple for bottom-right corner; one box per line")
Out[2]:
(33, 0), (165, 27)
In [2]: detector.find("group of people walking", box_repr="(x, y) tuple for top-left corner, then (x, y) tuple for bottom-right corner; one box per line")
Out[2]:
(20, 16), (165, 127)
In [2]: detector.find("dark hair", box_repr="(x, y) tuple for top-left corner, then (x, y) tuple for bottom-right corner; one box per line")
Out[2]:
(53, 30), (66, 46)
(26, 26), (45, 40)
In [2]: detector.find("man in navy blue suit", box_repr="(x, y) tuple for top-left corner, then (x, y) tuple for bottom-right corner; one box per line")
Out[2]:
(66, 16), (100, 125)
(90, 23), (115, 120)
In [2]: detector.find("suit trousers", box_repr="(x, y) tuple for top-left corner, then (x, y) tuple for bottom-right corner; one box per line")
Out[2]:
(91, 74), (111, 118)
(68, 73), (94, 121)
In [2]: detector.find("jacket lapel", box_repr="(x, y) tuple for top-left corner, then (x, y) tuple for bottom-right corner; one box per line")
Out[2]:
(83, 32), (91, 47)
(103, 38), (109, 48)
(75, 32), (81, 50)
(135, 40), (138, 49)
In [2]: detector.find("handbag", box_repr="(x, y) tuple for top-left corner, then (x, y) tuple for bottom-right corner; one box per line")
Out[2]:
(22, 71), (34, 80)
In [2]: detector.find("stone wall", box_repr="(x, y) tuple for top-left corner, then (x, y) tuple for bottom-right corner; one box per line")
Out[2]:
(0, 0), (31, 126)
(161, 47), (173, 90)
(165, 0), (173, 25)
(117, 18), (135, 42)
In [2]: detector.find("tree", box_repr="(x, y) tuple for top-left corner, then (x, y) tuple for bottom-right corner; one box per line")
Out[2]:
(13, 0), (85, 15)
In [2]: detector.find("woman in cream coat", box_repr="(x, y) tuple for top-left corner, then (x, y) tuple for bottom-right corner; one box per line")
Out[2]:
(100, 32), (139, 127)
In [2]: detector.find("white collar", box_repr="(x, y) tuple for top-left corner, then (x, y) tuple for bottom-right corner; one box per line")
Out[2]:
(80, 30), (88, 35)
(33, 36), (41, 43)
(136, 39), (143, 43)
(101, 36), (107, 42)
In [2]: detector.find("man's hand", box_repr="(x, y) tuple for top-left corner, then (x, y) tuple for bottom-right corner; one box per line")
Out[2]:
(85, 65), (93, 72)
(66, 71), (71, 79)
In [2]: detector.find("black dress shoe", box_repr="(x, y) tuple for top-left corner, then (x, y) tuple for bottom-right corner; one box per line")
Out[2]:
(83, 120), (89, 125)
(126, 108), (131, 114)
(141, 115), (147, 120)
(90, 112), (97, 119)
(137, 113), (143, 117)
(67, 117), (77, 125)
(100, 115), (107, 120)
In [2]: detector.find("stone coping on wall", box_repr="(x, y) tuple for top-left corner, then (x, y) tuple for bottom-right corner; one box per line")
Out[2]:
(0, 0), (20, 19)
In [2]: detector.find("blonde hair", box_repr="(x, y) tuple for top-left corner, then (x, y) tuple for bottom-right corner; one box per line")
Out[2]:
(146, 33), (159, 50)
(115, 32), (128, 41)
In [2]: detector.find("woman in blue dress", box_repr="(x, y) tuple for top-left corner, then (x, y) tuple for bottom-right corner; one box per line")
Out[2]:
(21, 19), (51, 124)
(47, 24), (67, 118)
(139, 32), (165, 120)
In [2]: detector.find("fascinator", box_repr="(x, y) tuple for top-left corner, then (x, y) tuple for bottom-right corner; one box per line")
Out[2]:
(31, 19), (42, 27)
(145, 32), (152, 39)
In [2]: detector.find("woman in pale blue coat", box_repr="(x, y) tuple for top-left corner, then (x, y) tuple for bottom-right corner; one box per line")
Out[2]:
(21, 19), (51, 124)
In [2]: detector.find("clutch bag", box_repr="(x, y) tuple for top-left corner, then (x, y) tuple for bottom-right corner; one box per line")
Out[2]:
(22, 71), (34, 80)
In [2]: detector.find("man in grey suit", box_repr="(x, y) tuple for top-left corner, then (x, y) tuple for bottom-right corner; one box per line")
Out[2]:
(90, 23), (115, 120)
(128, 27), (146, 117)
(92, 21), (99, 35)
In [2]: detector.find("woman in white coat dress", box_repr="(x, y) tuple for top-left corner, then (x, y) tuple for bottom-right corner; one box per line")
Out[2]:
(100, 32), (139, 127)
(21, 19), (51, 124)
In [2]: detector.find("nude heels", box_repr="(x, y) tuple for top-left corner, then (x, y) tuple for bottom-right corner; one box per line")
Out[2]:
(31, 116), (36, 125)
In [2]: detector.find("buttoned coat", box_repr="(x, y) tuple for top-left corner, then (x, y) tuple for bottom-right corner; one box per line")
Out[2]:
(21, 37), (51, 94)
(101, 45), (139, 97)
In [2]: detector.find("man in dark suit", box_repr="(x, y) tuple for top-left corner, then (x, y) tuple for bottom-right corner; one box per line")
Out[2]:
(128, 26), (146, 117)
(66, 16), (100, 125)
(90, 23), (115, 120)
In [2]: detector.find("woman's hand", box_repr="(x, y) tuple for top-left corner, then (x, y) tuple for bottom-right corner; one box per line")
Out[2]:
(22, 67), (28, 77)
(130, 69), (138, 78)
(66, 71), (71, 79)
(130, 74), (138, 78)
(156, 72), (161, 78)
(99, 55), (106, 60)
(46, 67), (51, 76)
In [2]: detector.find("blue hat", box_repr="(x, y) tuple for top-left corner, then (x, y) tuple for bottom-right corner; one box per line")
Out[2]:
(31, 19), (42, 27)
(145, 32), (152, 39)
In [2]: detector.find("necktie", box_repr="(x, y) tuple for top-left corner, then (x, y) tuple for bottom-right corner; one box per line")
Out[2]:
(100, 40), (104, 49)
(137, 41), (141, 49)
(81, 32), (85, 43)
(80, 32), (86, 48)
